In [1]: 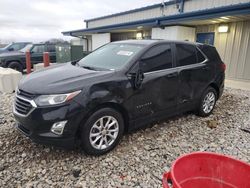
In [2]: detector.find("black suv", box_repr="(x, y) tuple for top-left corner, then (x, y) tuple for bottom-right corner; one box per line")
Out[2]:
(0, 43), (56, 72)
(13, 40), (225, 155)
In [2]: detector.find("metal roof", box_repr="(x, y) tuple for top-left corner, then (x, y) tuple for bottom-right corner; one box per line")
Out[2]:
(84, 0), (180, 22)
(62, 2), (250, 36)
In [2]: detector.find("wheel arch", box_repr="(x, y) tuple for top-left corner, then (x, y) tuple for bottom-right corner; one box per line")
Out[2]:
(76, 102), (130, 140)
(208, 82), (219, 99)
(6, 60), (22, 66)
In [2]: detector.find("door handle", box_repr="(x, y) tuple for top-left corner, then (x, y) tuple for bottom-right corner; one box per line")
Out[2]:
(166, 73), (177, 78)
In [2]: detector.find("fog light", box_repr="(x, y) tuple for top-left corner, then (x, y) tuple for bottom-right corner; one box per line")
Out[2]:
(51, 121), (67, 135)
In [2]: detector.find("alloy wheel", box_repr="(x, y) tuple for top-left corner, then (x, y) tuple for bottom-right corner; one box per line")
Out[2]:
(89, 116), (119, 150)
(202, 91), (216, 114)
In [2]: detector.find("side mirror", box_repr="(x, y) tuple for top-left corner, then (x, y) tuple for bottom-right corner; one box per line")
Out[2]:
(8, 48), (14, 51)
(128, 62), (144, 89)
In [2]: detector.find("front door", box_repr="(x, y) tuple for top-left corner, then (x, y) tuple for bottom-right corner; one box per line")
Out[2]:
(130, 43), (179, 122)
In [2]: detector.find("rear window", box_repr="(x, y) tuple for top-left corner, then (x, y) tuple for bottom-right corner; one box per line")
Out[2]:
(200, 45), (221, 62)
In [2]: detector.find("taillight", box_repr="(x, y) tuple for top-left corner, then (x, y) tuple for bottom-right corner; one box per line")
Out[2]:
(220, 63), (226, 72)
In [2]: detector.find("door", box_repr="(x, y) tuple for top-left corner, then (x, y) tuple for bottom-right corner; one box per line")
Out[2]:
(196, 32), (215, 45)
(175, 43), (213, 111)
(46, 44), (56, 63)
(30, 44), (46, 64)
(131, 43), (179, 121)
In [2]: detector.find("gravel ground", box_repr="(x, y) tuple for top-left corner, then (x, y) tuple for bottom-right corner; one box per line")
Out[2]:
(0, 88), (249, 188)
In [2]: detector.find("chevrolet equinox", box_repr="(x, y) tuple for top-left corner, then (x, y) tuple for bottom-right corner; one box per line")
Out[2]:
(13, 40), (225, 155)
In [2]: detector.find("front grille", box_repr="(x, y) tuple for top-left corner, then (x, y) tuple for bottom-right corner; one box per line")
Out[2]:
(14, 96), (33, 116)
(18, 89), (36, 99)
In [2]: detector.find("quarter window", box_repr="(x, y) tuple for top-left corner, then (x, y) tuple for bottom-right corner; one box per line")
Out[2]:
(140, 44), (173, 73)
(176, 44), (197, 66)
(197, 49), (206, 63)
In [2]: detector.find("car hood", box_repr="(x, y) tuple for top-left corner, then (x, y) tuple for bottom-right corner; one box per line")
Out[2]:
(0, 51), (24, 57)
(18, 63), (115, 94)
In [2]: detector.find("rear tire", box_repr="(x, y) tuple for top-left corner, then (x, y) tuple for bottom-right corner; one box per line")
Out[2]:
(81, 108), (124, 155)
(197, 87), (217, 117)
(8, 61), (23, 72)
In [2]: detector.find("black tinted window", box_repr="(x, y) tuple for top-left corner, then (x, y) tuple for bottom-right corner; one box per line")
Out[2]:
(140, 44), (172, 73)
(176, 44), (196, 66)
(201, 45), (221, 61)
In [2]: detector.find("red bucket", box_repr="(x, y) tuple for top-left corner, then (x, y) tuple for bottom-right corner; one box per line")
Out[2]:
(163, 152), (250, 188)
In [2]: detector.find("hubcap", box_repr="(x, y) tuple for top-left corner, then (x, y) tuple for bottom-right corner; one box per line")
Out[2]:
(89, 116), (119, 150)
(202, 91), (215, 114)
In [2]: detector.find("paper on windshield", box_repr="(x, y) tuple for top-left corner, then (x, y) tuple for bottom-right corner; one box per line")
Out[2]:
(117, 50), (134, 56)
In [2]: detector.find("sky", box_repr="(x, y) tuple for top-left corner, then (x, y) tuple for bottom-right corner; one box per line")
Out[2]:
(0, 0), (163, 43)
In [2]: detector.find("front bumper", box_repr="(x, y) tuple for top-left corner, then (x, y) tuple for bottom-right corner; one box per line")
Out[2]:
(13, 100), (85, 149)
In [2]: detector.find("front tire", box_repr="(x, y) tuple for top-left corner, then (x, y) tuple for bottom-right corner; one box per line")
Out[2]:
(81, 108), (124, 155)
(8, 61), (23, 72)
(197, 87), (217, 117)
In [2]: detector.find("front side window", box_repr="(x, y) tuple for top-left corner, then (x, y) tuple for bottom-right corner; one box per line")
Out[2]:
(78, 43), (143, 70)
(20, 44), (33, 52)
(176, 44), (197, 66)
(140, 44), (172, 73)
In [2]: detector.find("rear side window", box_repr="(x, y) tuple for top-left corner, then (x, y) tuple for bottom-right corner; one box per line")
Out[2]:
(176, 44), (197, 66)
(200, 45), (221, 62)
(140, 44), (173, 73)
(31, 45), (45, 53)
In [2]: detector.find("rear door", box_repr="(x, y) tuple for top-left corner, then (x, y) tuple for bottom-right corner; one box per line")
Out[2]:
(131, 43), (179, 120)
(46, 44), (56, 63)
(175, 43), (213, 111)
(30, 44), (46, 64)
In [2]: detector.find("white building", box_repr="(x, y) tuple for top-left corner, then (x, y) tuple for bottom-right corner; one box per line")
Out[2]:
(63, 0), (250, 82)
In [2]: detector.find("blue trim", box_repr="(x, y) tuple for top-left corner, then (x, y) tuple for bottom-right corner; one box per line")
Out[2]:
(62, 2), (250, 36)
(84, 0), (180, 22)
(159, 2), (250, 25)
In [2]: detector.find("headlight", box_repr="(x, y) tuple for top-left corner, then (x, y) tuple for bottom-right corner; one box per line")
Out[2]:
(35, 90), (81, 106)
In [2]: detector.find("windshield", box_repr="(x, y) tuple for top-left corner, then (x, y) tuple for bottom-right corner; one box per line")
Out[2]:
(78, 43), (143, 70)
(20, 44), (33, 52)
(1, 44), (11, 50)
